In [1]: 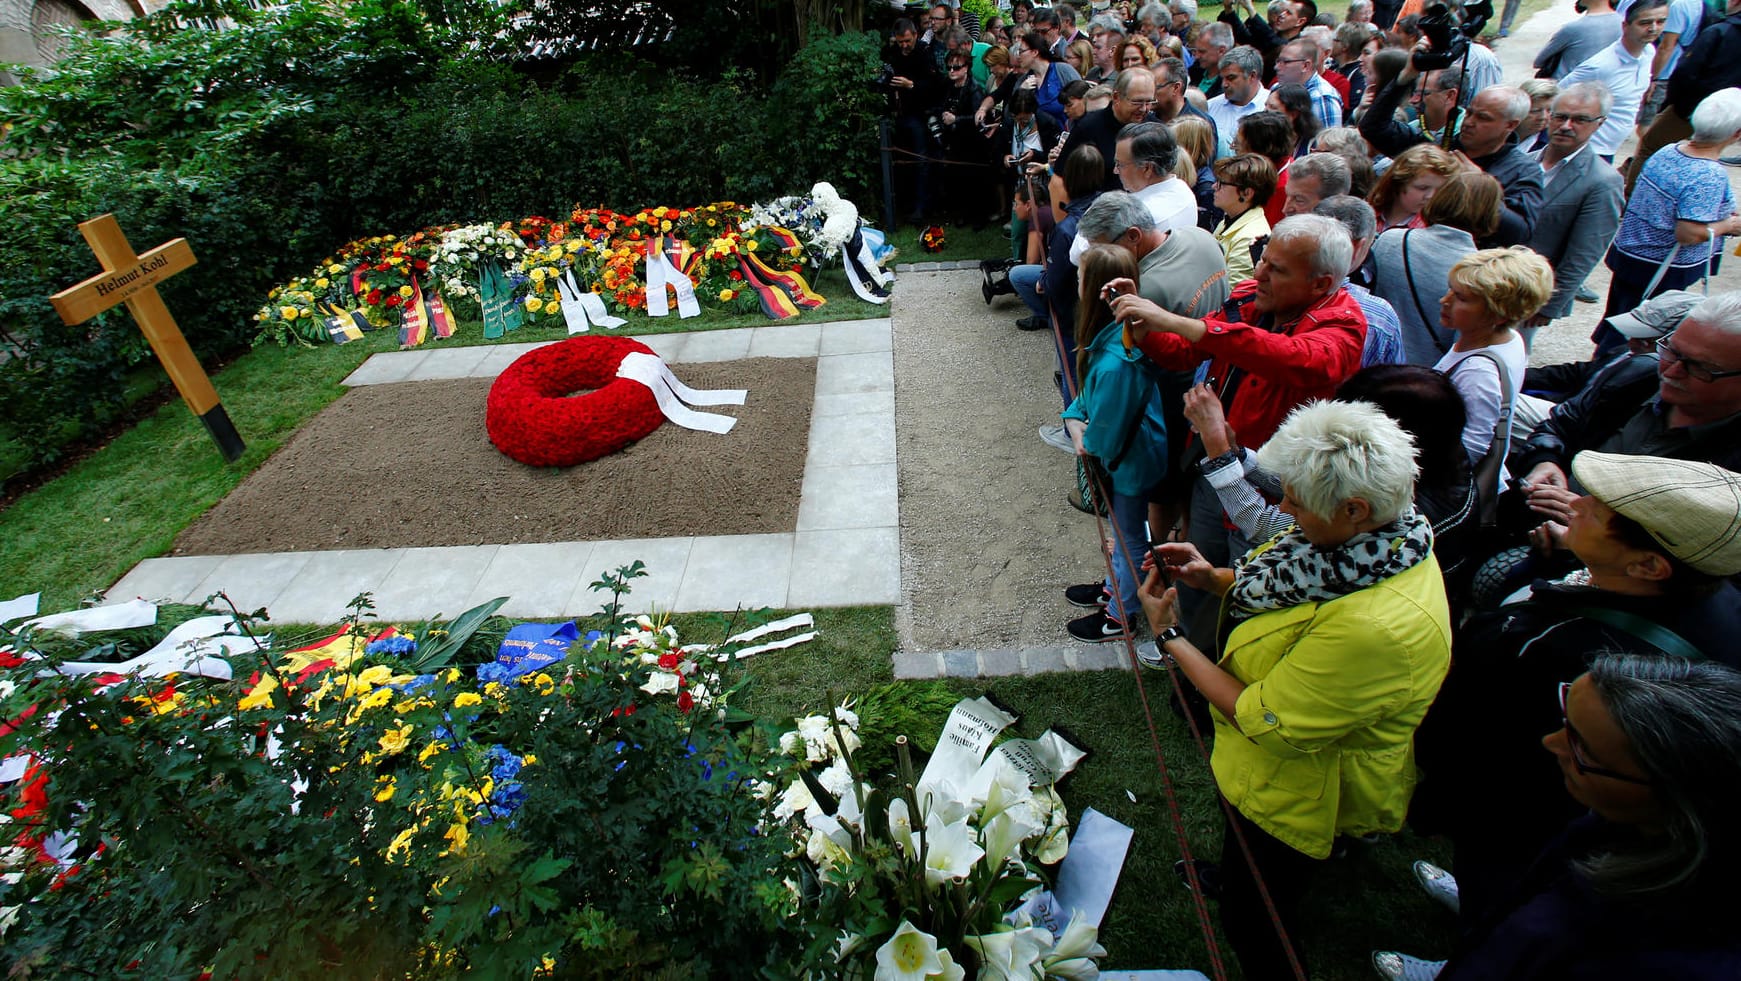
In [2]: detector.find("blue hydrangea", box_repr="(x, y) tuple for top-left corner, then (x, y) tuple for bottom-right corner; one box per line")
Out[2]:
(365, 635), (417, 657)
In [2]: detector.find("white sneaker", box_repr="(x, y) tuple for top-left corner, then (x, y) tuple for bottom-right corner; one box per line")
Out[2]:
(1038, 422), (1074, 454)
(1412, 860), (1460, 914)
(1372, 951), (1446, 981)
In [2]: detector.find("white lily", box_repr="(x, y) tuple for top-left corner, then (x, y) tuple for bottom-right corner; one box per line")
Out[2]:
(922, 814), (985, 886)
(933, 948), (967, 981)
(874, 920), (944, 981)
(1042, 910), (1107, 979)
(638, 671), (679, 696)
(981, 806), (1046, 872)
(888, 796), (916, 854)
(818, 758), (856, 798)
(978, 764), (1035, 823)
(966, 921), (1051, 981)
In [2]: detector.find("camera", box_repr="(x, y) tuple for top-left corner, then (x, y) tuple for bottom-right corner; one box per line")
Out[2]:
(1410, 0), (1492, 71)
(869, 63), (896, 92)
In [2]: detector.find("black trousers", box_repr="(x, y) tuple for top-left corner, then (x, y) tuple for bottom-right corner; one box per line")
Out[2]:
(1219, 806), (1323, 981)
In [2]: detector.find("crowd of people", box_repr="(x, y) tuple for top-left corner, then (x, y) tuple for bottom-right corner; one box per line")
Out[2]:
(884, 1), (1741, 978)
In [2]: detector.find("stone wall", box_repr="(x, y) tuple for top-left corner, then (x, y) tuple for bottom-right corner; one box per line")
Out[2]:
(1, 0), (152, 84)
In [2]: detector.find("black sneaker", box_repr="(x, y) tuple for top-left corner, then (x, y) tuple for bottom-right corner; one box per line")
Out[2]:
(1067, 611), (1128, 643)
(1065, 582), (1109, 608)
(1016, 315), (1048, 331)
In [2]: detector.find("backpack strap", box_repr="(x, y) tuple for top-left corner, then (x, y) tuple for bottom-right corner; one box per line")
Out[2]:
(1402, 230), (1452, 355)
(1519, 602), (1707, 661)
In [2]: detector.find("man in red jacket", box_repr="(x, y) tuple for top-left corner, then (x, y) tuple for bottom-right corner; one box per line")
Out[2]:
(1107, 213), (1368, 630)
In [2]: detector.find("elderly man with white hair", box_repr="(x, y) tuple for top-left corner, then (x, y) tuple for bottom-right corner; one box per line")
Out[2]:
(1106, 214), (1370, 628)
(1362, 66), (1546, 246)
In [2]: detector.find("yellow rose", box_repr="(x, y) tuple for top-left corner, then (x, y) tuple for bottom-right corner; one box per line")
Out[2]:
(661, 220), (672, 232)
(720, 289), (735, 301)
(328, 263), (343, 274)
(523, 296), (541, 311)
(746, 240), (758, 251)
(654, 206), (668, 218)
(530, 267), (546, 282)
(398, 285), (413, 298)
(280, 306), (299, 321)
(453, 692), (483, 708)
(543, 299), (560, 315)
(378, 725), (412, 755)
(315, 277), (330, 288)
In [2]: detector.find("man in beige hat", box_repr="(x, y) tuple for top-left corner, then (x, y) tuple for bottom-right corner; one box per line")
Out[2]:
(1515, 291), (1741, 528)
(1410, 450), (1741, 932)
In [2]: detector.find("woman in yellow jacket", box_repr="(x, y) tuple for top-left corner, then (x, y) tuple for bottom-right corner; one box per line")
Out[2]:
(1137, 399), (1453, 980)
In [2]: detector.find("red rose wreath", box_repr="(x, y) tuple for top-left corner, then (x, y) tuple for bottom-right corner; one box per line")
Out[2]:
(486, 335), (664, 467)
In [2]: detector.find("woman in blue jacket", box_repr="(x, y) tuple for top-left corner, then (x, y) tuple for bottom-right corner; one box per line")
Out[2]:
(1060, 244), (1169, 644)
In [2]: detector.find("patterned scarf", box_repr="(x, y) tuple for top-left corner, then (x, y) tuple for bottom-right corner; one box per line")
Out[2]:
(1226, 509), (1434, 621)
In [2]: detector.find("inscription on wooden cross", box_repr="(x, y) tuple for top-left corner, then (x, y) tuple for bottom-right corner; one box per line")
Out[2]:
(49, 214), (245, 462)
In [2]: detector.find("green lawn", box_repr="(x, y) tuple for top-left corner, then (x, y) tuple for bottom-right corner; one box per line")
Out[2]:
(0, 264), (888, 612)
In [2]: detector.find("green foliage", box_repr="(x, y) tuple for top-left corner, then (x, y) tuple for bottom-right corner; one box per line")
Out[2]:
(960, 0), (1003, 32)
(0, 0), (886, 476)
(0, 600), (798, 977)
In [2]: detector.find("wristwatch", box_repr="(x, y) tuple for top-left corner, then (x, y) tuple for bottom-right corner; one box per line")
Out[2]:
(1155, 624), (1186, 647)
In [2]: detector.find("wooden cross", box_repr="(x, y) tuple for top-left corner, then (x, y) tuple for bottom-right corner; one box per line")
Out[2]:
(49, 214), (245, 462)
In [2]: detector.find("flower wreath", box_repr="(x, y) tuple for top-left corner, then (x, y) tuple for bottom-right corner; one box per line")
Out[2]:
(485, 336), (664, 467)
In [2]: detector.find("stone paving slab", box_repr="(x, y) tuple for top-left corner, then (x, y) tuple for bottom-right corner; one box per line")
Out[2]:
(111, 320), (903, 624)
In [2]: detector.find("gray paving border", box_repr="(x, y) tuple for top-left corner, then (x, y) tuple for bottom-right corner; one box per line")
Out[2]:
(107, 320), (901, 621)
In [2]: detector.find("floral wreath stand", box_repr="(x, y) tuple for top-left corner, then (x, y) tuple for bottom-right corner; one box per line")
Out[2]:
(485, 336), (747, 467)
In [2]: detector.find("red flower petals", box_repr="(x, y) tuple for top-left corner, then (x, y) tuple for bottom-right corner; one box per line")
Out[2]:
(485, 336), (665, 467)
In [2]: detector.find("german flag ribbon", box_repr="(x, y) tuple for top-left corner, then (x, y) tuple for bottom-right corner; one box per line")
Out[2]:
(734, 253), (801, 320)
(744, 250), (825, 311)
(319, 302), (370, 344)
(399, 277), (430, 347)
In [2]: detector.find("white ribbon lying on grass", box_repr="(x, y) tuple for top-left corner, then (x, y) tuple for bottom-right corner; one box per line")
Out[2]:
(615, 351), (747, 434)
(685, 613), (817, 661)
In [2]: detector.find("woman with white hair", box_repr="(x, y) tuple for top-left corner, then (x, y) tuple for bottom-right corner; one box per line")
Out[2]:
(1135, 399), (1453, 980)
(1596, 87), (1741, 355)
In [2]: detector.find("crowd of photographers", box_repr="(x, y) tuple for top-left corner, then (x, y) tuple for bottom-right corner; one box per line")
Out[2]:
(882, 1), (1741, 979)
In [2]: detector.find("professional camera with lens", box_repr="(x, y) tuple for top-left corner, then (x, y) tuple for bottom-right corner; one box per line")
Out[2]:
(870, 63), (896, 92)
(1410, 0), (1493, 71)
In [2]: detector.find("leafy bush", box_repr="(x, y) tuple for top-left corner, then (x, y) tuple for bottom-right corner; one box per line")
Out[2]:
(0, 0), (885, 478)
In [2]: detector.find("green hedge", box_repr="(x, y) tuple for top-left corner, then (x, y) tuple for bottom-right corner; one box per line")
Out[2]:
(0, 0), (884, 480)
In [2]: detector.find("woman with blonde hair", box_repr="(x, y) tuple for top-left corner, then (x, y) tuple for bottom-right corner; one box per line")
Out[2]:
(1516, 78), (1558, 152)
(1368, 143), (1461, 232)
(1059, 244), (1169, 643)
(1116, 35), (1158, 70)
(1371, 172), (1504, 366)
(1065, 37), (1095, 78)
(1171, 115), (1218, 218)
(1434, 247), (1552, 481)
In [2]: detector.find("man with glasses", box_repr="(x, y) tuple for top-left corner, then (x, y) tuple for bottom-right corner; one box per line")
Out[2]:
(1057, 68), (1159, 191)
(1412, 449), (1741, 930)
(1526, 82), (1625, 338)
(1513, 292), (1741, 525)
(923, 3), (956, 73)
(1560, 0), (1669, 162)
(1362, 52), (1544, 246)
(1068, 122), (1202, 266)
(1273, 38), (1342, 128)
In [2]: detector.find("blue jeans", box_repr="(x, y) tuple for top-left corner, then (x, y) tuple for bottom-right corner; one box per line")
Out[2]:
(1102, 488), (1153, 628)
(1011, 263), (1046, 319)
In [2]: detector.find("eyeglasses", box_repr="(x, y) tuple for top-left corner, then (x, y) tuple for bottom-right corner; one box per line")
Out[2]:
(1276, 56), (1309, 65)
(1657, 338), (1741, 382)
(1122, 97), (1157, 107)
(1558, 683), (1652, 785)
(1113, 159), (1148, 171)
(1549, 111), (1605, 125)
(948, 64), (969, 71)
